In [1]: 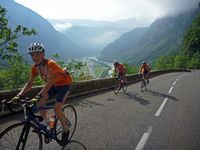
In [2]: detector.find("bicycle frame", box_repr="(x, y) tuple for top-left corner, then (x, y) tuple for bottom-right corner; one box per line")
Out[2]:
(20, 104), (57, 141)
(116, 75), (126, 86)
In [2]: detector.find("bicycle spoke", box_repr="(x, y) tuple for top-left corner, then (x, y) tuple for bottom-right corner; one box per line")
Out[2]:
(0, 123), (42, 150)
(4, 132), (16, 148)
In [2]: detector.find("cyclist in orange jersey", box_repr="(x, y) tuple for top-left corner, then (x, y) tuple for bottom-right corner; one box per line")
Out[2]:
(114, 61), (127, 83)
(139, 61), (150, 84)
(12, 43), (72, 145)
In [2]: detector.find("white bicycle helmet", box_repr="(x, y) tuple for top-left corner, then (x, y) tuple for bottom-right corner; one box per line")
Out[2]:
(28, 43), (45, 54)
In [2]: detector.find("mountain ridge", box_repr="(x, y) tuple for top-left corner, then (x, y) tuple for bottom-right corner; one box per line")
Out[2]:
(99, 8), (200, 65)
(0, 0), (82, 61)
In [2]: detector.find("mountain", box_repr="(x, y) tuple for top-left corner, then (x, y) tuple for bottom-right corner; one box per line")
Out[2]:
(99, 8), (200, 65)
(0, 0), (82, 61)
(100, 27), (148, 61)
(62, 26), (129, 56)
(48, 18), (148, 56)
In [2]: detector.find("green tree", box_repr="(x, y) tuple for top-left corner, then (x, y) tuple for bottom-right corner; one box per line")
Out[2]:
(182, 11), (200, 56)
(187, 52), (200, 69)
(52, 53), (65, 68)
(0, 6), (36, 90)
(52, 54), (92, 81)
(0, 6), (36, 61)
(154, 55), (175, 70)
(123, 63), (139, 74)
(153, 6), (200, 70)
(174, 54), (189, 69)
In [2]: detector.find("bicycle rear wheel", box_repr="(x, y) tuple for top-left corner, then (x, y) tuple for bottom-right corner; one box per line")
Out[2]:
(0, 122), (42, 150)
(55, 105), (77, 144)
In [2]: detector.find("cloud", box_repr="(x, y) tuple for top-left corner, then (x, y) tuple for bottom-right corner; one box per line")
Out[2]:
(150, 0), (199, 17)
(52, 23), (73, 31)
(89, 31), (118, 46)
(14, 0), (199, 22)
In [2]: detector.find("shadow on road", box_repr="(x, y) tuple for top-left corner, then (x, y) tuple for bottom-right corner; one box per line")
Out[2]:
(0, 113), (23, 129)
(146, 89), (179, 101)
(62, 140), (87, 150)
(72, 98), (104, 108)
(120, 91), (150, 105)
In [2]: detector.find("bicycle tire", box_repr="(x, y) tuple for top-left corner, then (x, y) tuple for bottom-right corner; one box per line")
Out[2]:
(55, 105), (77, 144)
(7, 102), (23, 113)
(62, 140), (87, 150)
(140, 80), (146, 92)
(0, 122), (43, 150)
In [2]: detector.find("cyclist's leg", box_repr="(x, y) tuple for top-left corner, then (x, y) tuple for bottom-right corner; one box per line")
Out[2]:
(145, 73), (149, 84)
(38, 97), (48, 123)
(142, 73), (145, 80)
(146, 74), (149, 84)
(54, 86), (71, 142)
(38, 86), (56, 125)
(144, 73), (149, 83)
(118, 73), (124, 85)
(55, 102), (68, 132)
(54, 86), (70, 130)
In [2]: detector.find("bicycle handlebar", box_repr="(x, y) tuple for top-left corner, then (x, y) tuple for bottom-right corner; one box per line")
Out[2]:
(1, 97), (39, 113)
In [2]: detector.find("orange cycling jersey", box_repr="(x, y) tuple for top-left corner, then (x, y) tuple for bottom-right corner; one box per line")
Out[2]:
(31, 59), (72, 86)
(117, 64), (126, 74)
(140, 64), (150, 74)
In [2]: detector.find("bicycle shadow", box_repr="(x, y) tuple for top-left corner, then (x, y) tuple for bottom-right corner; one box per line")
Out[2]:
(145, 89), (179, 101)
(119, 91), (150, 105)
(62, 140), (87, 150)
(71, 98), (104, 109)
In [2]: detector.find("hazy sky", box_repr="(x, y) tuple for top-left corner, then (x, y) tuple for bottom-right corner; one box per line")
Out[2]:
(14, 0), (199, 22)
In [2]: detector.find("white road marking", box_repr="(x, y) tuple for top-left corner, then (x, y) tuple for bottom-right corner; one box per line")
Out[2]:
(155, 74), (185, 117)
(155, 98), (168, 117)
(135, 127), (153, 150)
(172, 81), (176, 86)
(137, 73), (188, 150)
(168, 86), (174, 94)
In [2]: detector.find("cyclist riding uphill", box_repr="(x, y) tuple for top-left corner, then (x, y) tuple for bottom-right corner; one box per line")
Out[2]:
(114, 61), (127, 83)
(12, 43), (72, 145)
(139, 61), (150, 84)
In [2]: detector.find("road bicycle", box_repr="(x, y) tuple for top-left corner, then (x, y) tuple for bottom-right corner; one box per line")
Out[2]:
(114, 75), (128, 94)
(0, 98), (77, 150)
(140, 74), (149, 92)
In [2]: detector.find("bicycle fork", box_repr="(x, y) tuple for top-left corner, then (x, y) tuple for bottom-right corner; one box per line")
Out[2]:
(16, 122), (31, 150)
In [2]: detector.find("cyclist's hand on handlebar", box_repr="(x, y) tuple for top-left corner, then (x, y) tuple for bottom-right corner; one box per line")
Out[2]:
(11, 95), (21, 102)
(31, 95), (42, 103)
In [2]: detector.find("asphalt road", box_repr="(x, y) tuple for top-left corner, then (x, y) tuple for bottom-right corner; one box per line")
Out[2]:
(0, 71), (200, 150)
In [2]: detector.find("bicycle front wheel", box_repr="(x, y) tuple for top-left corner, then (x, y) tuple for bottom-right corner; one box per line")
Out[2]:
(122, 82), (128, 92)
(140, 80), (146, 92)
(55, 105), (77, 143)
(114, 81), (121, 94)
(7, 102), (23, 113)
(0, 122), (43, 150)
